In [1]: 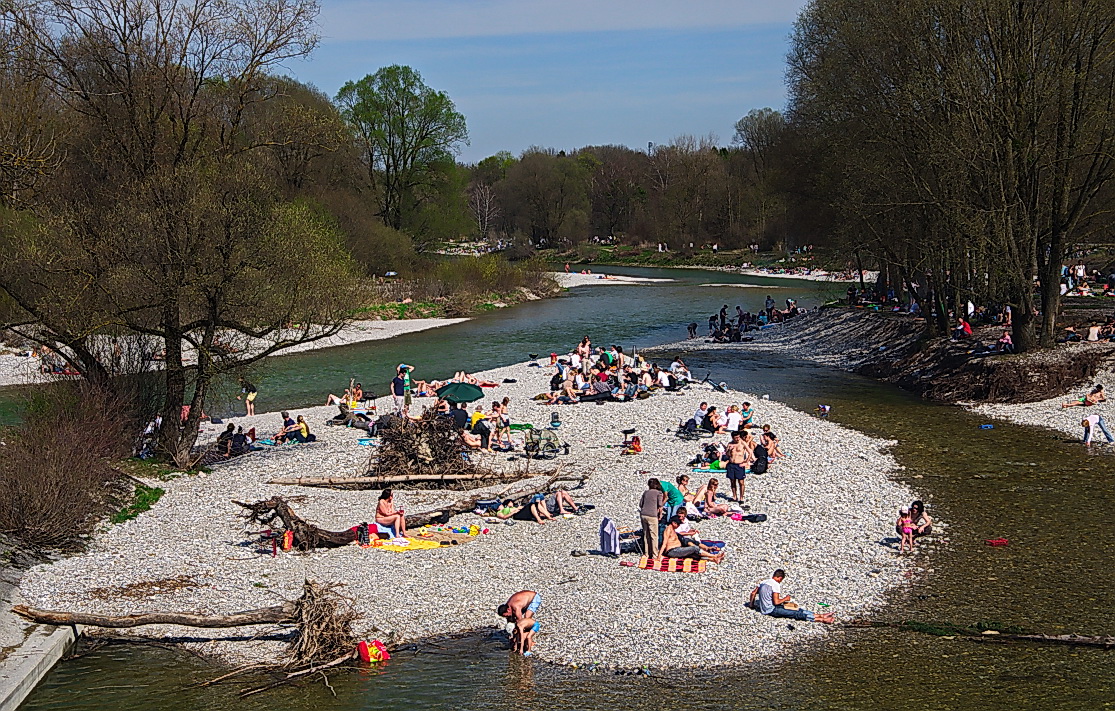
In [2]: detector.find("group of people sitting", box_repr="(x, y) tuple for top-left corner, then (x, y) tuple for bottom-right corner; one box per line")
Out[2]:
(639, 476), (727, 564)
(456, 398), (514, 453)
(1059, 318), (1115, 343)
(545, 342), (695, 405)
(682, 401), (784, 500)
(273, 411), (315, 444)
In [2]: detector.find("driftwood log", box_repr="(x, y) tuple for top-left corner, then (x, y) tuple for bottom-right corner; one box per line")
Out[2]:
(844, 619), (1115, 650)
(236, 468), (583, 549)
(235, 496), (357, 550)
(13, 603), (295, 628)
(267, 471), (524, 489)
(970, 632), (1115, 649)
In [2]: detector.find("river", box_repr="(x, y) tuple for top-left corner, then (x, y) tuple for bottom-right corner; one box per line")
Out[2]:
(20, 266), (1115, 710)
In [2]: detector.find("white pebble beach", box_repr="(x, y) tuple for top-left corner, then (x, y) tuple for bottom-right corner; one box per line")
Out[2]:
(19, 356), (919, 671)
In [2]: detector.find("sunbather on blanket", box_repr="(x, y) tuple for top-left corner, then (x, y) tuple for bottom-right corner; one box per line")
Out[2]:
(661, 515), (724, 564)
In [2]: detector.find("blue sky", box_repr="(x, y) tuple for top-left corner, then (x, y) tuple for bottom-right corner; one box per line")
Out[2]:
(286, 0), (810, 164)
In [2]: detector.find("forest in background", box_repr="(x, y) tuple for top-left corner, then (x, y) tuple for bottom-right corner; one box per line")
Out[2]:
(2, 0), (1115, 540)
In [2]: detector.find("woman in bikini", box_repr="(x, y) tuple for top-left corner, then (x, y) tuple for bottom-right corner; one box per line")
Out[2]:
(703, 478), (731, 516)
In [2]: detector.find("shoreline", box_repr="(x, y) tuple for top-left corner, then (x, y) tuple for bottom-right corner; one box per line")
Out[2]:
(0, 271), (663, 392)
(656, 308), (1115, 446)
(19, 356), (918, 671)
(568, 260), (875, 283)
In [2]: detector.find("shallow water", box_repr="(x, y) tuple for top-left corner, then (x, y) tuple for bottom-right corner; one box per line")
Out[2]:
(20, 268), (1115, 710)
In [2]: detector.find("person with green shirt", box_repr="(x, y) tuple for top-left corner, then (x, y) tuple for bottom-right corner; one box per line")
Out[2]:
(659, 478), (686, 520)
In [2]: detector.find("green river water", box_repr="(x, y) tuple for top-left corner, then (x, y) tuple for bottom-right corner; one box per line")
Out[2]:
(18, 266), (1115, 710)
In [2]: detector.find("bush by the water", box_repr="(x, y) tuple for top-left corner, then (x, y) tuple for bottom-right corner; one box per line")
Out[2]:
(0, 384), (136, 549)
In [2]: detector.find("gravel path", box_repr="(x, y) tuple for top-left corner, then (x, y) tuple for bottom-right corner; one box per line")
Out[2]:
(19, 358), (919, 671)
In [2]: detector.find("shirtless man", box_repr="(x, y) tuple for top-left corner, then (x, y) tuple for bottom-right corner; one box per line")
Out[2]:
(661, 515), (724, 564)
(498, 590), (542, 655)
(725, 431), (753, 501)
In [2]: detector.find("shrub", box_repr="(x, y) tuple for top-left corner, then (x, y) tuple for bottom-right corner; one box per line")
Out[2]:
(0, 383), (137, 549)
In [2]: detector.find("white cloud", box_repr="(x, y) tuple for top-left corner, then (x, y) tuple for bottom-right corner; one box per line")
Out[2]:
(320, 0), (807, 42)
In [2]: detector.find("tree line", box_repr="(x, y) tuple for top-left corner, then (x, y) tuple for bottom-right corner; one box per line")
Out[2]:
(783, 0), (1115, 351)
(4, 0), (1109, 474)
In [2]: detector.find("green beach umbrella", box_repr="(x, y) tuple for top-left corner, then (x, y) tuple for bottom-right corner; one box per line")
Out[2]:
(436, 381), (485, 404)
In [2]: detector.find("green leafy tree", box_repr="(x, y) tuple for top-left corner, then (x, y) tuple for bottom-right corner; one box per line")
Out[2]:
(335, 65), (469, 234)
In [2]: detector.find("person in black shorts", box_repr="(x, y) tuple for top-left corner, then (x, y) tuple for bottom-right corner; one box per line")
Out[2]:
(725, 431), (753, 501)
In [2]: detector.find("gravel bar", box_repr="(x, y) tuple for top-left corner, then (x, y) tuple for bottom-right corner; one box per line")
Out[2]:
(20, 357), (919, 670)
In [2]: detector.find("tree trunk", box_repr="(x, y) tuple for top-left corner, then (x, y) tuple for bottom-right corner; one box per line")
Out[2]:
(13, 603), (295, 628)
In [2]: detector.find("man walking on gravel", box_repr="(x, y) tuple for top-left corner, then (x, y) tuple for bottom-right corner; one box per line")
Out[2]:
(749, 569), (834, 623)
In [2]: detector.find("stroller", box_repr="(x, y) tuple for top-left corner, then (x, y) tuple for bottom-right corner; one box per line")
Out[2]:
(524, 427), (562, 459)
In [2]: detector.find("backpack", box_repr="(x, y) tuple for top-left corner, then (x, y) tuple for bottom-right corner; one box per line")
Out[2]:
(752, 445), (769, 474)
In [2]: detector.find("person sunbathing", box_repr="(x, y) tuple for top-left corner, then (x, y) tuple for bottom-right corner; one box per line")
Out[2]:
(375, 489), (408, 537)
(325, 388), (352, 406)
(461, 430), (484, 449)
(660, 515), (724, 563)
(702, 478), (731, 516)
(676, 474), (707, 504)
(494, 496), (553, 524)
(1063, 384), (1106, 408)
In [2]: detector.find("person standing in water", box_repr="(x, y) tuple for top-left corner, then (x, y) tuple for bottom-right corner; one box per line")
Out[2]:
(236, 377), (257, 416)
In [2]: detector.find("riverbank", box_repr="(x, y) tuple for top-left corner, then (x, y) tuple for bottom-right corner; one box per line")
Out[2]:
(658, 308), (1115, 443)
(0, 271), (662, 391)
(19, 357), (917, 671)
(552, 272), (674, 288)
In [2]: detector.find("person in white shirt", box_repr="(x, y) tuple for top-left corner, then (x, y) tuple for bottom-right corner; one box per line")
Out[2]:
(723, 405), (743, 432)
(657, 368), (672, 388)
(749, 569), (834, 623)
(1082, 414), (1114, 445)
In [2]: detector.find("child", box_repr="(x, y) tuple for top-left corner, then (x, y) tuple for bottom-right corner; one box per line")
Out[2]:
(897, 507), (915, 554)
(514, 616), (538, 656)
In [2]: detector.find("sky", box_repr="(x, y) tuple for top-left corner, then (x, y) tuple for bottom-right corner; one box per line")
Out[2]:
(285, 0), (811, 164)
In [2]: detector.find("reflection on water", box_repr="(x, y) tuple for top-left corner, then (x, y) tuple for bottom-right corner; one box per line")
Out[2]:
(20, 270), (1115, 710)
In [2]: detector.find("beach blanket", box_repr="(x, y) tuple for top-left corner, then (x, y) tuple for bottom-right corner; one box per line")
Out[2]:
(367, 538), (444, 553)
(637, 556), (706, 573)
(692, 468), (727, 474)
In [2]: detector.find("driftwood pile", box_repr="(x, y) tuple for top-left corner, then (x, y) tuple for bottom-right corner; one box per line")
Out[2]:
(14, 579), (366, 697)
(367, 411), (490, 488)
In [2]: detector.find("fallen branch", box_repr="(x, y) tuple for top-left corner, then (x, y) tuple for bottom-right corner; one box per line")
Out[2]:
(970, 632), (1115, 650)
(12, 603), (295, 628)
(267, 471), (524, 488)
(844, 619), (1115, 649)
(234, 497), (357, 549)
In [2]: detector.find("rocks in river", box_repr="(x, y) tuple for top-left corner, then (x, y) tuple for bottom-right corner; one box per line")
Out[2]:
(19, 357), (918, 670)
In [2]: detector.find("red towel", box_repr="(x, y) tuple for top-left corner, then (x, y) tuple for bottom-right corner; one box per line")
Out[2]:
(637, 556), (706, 573)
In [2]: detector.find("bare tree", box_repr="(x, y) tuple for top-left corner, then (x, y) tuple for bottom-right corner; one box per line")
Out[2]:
(467, 181), (500, 240)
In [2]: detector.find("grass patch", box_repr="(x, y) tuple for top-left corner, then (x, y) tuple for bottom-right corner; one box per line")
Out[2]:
(350, 301), (445, 320)
(110, 484), (165, 524)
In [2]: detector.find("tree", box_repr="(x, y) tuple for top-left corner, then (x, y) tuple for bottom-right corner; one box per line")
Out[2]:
(732, 108), (787, 244)
(787, 0), (1115, 351)
(0, 0), (363, 464)
(0, 162), (357, 465)
(467, 181), (500, 239)
(335, 65), (469, 234)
